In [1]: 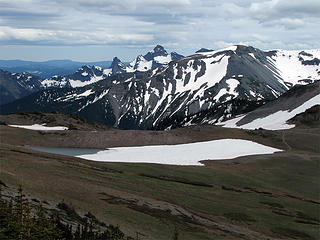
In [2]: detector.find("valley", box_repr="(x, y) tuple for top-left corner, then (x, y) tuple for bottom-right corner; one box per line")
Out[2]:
(0, 111), (319, 239)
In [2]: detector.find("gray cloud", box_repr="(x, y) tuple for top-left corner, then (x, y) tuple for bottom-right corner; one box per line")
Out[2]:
(249, 0), (320, 29)
(265, 0), (320, 18)
(0, 0), (319, 60)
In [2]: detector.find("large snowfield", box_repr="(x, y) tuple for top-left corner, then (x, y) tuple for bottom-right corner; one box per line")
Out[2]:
(222, 94), (320, 130)
(76, 139), (281, 165)
(9, 124), (68, 131)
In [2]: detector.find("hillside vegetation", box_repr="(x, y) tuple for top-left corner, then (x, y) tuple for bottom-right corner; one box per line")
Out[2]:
(0, 112), (319, 239)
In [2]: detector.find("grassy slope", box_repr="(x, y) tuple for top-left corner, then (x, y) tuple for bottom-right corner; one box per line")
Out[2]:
(0, 118), (319, 239)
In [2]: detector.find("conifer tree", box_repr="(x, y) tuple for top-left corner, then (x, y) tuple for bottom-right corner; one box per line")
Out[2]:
(0, 186), (132, 240)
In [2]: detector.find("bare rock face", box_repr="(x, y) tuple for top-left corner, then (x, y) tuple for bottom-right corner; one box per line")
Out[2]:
(288, 105), (320, 127)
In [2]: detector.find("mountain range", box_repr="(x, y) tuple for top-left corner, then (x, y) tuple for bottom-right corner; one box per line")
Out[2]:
(0, 59), (117, 79)
(42, 45), (185, 89)
(0, 45), (185, 104)
(0, 45), (319, 130)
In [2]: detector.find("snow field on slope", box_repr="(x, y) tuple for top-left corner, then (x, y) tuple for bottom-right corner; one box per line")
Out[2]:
(69, 75), (104, 88)
(128, 56), (153, 72)
(76, 139), (281, 165)
(9, 124), (68, 131)
(81, 71), (88, 76)
(269, 50), (320, 86)
(147, 54), (230, 124)
(154, 55), (172, 64)
(78, 89), (109, 112)
(103, 68), (112, 76)
(172, 55), (230, 95)
(41, 78), (68, 88)
(78, 89), (94, 97)
(135, 60), (153, 72)
(214, 78), (239, 102)
(222, 94), (320, 130)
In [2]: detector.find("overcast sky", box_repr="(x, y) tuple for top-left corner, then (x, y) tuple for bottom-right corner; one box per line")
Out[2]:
(0, 0), (319, 61)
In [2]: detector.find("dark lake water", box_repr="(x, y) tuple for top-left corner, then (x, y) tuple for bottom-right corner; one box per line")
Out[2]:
(26, 146), (104, 157)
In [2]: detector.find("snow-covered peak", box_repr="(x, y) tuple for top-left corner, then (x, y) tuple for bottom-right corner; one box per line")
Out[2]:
(144, 45), (168, 62)
(67, 65), (106, 87)
(266, 49), (320, 87)
(128, 55), (152, 72)
(127, 45), (184, 72)
(41, 65), (106, 88)
(42, 75), (70, 88)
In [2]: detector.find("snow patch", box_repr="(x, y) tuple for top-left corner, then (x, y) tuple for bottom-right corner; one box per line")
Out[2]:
(154, 55), (171, 64)
(222, 94), (320, 130)
(78, 89), (94, 97)
(268, 49), (320, 86)
(9, 124), (68, 131)
(214, 78), (239, 102)
(103, 68), (112, 76)
(76, 139), (281, 165)
(69, 75), (104, 88)
(41, 77), (68, 88)
(128, 56), (153, 72)
(248, 53), (256, 59)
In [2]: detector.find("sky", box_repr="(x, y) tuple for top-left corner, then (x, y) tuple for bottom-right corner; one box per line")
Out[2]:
(0, 0), (319, 61)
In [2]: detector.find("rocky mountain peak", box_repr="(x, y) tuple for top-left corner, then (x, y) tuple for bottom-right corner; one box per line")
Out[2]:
(196, 48), (213, 53)
(144, 45), (168, 61)
(111, 57), (126, 74)
(127, 45), (184, 72)
(111, 57), (124, 67)
(153, 45), (167, 53)
(112, 57), (122, 64)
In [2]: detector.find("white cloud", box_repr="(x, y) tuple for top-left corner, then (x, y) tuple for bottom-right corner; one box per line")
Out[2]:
(0, 27), (52, 41)
(0, 26), (154, 45)
(265, 18), (305, 30)
(0, 0), (319, 60)
(249, 0), (320, 27)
